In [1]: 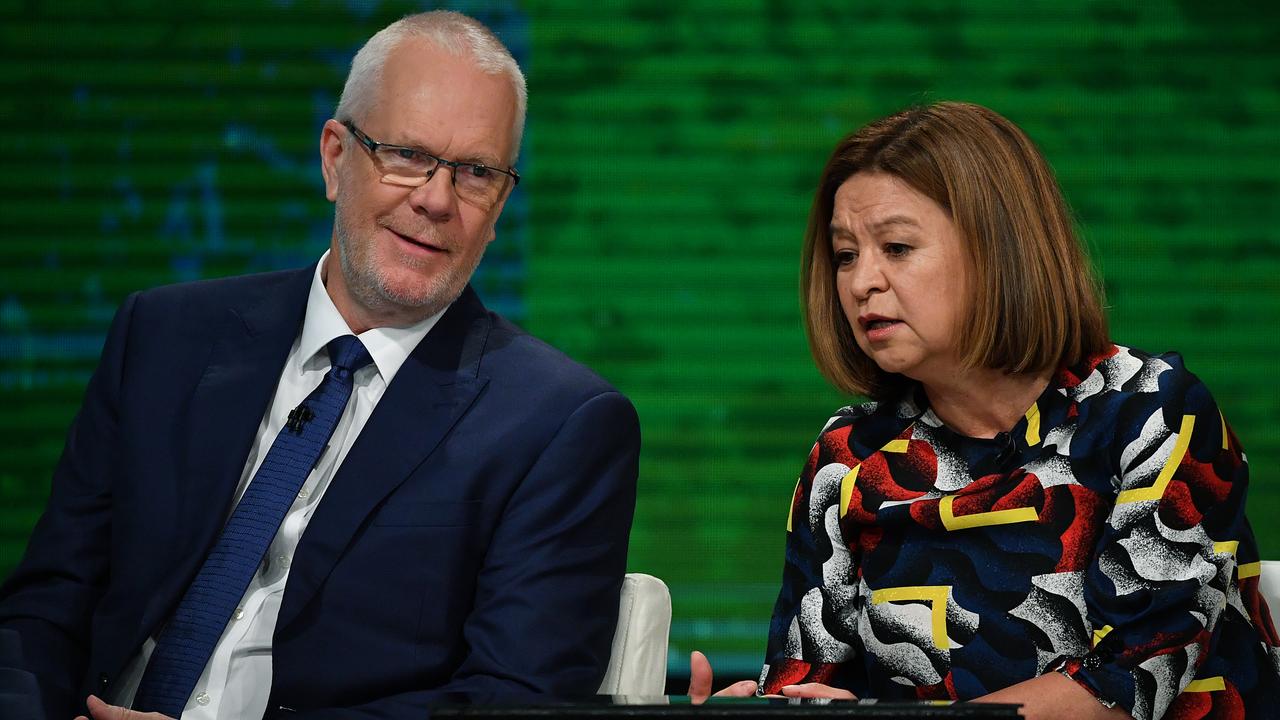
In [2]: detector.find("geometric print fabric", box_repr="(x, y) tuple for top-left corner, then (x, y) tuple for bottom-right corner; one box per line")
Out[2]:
(760, 345), (1280, 720)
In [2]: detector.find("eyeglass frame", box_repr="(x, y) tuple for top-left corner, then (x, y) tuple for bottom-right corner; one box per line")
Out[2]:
(340, 120), (521, 196)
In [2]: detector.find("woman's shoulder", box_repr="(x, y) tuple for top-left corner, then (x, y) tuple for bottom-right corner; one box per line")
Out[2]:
(1058, 343), (1203, 402)
(822, 400), (880, 428)
(1058, 343), (1225, 437)
(814, 390), (921, 456)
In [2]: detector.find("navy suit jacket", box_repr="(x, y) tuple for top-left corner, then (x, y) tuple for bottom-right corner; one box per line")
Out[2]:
(0, 265), (640, 719)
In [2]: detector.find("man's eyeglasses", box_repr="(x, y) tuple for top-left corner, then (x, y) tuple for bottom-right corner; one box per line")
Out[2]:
(342, 120), (520, 210)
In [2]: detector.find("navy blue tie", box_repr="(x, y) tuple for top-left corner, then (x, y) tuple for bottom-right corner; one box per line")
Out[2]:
(134, 336), (372, 716)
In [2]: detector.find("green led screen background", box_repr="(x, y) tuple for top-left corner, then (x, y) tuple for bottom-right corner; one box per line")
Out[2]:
(2, 1), (1278, 679)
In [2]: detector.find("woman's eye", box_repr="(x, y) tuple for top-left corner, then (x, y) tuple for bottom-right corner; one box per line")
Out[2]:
(834, 249), (857, 265)
(885, 243), (910, 257)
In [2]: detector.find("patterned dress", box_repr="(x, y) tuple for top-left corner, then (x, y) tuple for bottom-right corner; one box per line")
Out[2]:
(759, 345), (1280, 720)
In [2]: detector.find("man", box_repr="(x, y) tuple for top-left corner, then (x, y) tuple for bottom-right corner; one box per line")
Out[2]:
(0, 11), (639, 719)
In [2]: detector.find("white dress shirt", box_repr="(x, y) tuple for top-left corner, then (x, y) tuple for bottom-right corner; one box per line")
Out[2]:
(112, 252), (446, 718)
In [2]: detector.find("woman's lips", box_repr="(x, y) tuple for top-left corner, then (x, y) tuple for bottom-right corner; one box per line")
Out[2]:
(863, 319), (901, 342)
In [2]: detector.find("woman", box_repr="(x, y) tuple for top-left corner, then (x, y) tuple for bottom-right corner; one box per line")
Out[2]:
(691, 102), (1280, 720)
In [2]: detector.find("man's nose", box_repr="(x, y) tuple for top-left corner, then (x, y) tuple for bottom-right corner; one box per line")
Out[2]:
(406, 168), (457, 219)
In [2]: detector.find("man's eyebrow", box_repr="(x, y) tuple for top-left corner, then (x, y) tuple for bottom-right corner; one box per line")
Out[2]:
(457, 154), (505, 167)
(388, 138), (504, 167)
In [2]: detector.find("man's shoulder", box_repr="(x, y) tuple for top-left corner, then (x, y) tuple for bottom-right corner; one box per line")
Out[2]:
(132, 266), (311, 310)
(118, 266), (313, 338)
(478, 312), (626, 402)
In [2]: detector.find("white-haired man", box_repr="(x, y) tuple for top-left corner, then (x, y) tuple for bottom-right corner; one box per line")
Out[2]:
(0, 11), (639, 720)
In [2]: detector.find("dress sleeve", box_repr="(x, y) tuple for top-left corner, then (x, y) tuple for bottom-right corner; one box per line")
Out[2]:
(1065, 356), (1277, 720)
(758, 413), (866, 695)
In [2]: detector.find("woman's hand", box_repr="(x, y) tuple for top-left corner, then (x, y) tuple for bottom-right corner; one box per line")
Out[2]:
(976, 672), (1132, 720)
(74, 695), (174, 720)
(687, 650), (758, 703)
(779, 683), (857, 700)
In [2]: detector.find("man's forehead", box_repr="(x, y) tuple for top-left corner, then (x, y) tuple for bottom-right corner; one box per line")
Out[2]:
(372, 41), (517, 160)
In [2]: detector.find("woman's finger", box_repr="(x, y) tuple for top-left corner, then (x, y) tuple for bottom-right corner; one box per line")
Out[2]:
(713, 679), (759, 697)
(687, 650), (714, 703)
(779, 682), (857, 699)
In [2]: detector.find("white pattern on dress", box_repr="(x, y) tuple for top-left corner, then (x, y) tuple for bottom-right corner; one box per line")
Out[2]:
(1007, 571), (1090, 672)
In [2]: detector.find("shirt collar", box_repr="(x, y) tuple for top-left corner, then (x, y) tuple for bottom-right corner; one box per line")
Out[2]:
(297, 251), (449, 384)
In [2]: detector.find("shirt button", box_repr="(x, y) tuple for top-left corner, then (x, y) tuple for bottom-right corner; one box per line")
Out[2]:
(234, 607), (245, 620)
(196, 692), (211, 706)
(298, 489), (310, 499)
(278, 554), (291, 569)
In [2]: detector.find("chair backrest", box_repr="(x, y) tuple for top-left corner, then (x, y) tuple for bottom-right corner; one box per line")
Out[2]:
(598, 573), (671, 696)
(1259, 561), (1280, 630)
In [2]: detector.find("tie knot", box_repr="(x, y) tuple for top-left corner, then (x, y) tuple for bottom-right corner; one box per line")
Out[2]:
(327, 335), (373, 374)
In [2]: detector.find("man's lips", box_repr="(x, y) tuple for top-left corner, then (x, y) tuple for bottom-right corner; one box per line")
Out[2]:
(387, 227), (447, 252)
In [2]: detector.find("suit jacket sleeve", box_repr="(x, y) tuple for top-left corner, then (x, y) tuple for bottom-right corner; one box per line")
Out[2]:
(447, 389), (639, 695)
(0, 292), (139, 719)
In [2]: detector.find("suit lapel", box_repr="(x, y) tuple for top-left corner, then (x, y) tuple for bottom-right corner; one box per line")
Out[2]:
(277, 287), (491, 630)
(144, 267), (313, 631)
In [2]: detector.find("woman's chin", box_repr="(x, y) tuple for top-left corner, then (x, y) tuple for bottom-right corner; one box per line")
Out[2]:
(866, 352), (919, 378)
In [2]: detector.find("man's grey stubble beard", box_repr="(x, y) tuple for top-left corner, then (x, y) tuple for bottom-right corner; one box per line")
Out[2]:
(332, 195), (488, 322)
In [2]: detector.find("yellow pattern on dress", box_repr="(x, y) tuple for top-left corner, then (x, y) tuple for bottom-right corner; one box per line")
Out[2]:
(838, 465), (860, 520)
(1116, 415), (1195, 505)
(1092, 624), (1112, 648)
(1185, 677), (1226, 693)
(871, 586), (951, 650)
(939, 495), (1038, 531)
(1024, 402), (1041, 446)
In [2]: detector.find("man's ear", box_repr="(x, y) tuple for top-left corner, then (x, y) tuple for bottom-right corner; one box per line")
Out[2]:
(483, 192), (513, 247)
(319, 119), (347, 202)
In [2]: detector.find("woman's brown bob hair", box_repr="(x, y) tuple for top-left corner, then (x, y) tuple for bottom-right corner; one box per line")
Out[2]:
(802, 101), (1109, 399)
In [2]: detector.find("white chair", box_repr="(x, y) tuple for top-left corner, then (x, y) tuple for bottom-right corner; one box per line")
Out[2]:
(598, 573), (671, 696)
(1259, 560), (1280, 630)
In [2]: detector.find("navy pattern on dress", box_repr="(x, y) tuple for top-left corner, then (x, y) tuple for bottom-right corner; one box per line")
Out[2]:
(759, 345), (1280, 720)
